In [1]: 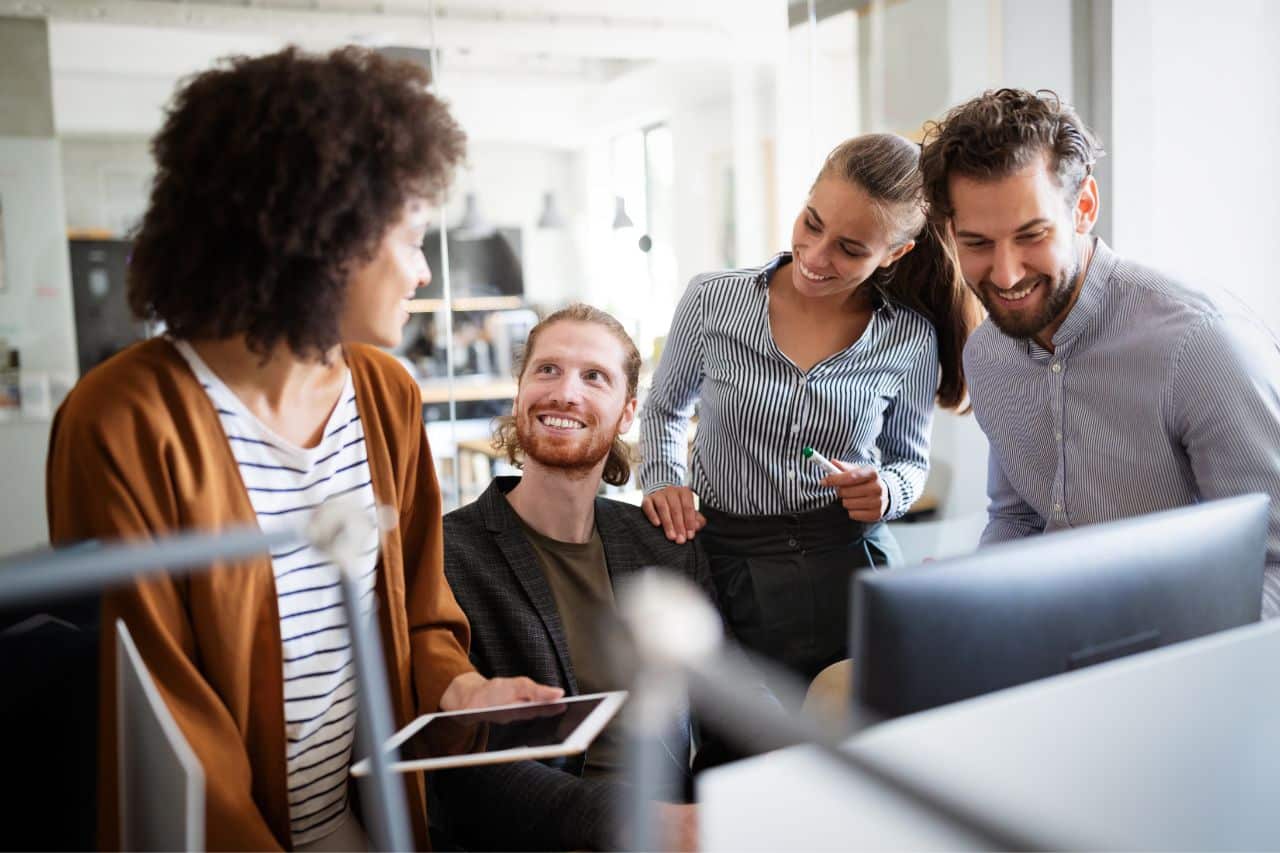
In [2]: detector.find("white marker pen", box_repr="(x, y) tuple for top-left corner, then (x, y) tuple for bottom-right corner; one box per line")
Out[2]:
(802, 446), (841, 475)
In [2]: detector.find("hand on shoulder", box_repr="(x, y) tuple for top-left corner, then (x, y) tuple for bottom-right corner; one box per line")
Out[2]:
(641, 485), (707, 544)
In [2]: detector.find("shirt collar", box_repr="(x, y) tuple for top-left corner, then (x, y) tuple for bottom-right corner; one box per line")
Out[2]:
(1043, 236), (1118, 352)
(758, 251), (896, 317)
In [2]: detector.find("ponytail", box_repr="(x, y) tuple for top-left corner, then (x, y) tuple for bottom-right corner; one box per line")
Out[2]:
(818, 133), (980, 410)
(876, 220), (979, 410)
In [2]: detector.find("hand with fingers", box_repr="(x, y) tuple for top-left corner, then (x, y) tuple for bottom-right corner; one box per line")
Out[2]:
(821, 460), (889, 523)
(439, 671), (565, 712)
(641, 485), (707, 544)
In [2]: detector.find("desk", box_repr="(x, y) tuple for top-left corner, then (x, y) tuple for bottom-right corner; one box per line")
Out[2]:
(700, 619), (1280, 850)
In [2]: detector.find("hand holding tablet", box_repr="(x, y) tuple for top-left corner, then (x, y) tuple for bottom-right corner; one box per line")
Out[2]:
(351, 691), (628, 775)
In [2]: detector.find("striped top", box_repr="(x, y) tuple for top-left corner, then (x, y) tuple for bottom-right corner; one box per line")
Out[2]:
(174, 341), (379, 845)
(965, 238), (1280, 619)
(639, 253), (938, 519)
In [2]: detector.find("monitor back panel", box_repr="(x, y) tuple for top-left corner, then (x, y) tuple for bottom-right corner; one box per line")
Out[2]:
(853, 494), (1268, 717)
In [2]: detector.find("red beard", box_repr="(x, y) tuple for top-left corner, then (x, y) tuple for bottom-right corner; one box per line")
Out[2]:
(515, 407), (621, 475)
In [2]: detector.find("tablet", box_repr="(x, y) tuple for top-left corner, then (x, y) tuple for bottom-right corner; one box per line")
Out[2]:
(350, 690), (627, 775)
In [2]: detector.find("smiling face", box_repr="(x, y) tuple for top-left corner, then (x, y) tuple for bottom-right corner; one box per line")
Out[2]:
(949, 155), (1098, 342)
(340, 197), (432, 348)
(788, 177), (915, 301)
(513, 320), (638, 478)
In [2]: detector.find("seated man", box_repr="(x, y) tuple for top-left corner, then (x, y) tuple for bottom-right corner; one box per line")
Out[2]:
(433, 304), (705, 852)
(919, 88), (1280, 617)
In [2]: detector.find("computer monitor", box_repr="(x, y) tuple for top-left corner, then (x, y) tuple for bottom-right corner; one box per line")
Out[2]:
(852, 494), (1269, 718)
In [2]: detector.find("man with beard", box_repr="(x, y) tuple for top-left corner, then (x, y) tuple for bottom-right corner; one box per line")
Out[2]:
(431, 303), (701, 851)
(920, 88), (1280, 618)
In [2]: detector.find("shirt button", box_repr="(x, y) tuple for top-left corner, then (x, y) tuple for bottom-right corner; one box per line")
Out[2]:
(787, 469), (796, 480)
(1052, 502), (1063, 513)
(1055, 431), (1063, 442)
(791, 423), (800, 434)
(787, 538), (798, 548)
(1050, 362), (1062, 374)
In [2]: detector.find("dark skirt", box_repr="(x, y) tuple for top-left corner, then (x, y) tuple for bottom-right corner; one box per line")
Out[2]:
(699, 502), (902, 687)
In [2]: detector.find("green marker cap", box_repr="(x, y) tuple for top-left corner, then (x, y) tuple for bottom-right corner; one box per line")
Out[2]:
(802, 446), (815, 459)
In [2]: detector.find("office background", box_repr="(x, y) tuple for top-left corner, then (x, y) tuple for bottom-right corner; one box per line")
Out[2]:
(1, 0), (1277, 563)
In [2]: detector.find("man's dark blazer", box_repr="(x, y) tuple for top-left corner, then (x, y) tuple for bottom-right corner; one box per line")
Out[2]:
(430, 476), (713, 851)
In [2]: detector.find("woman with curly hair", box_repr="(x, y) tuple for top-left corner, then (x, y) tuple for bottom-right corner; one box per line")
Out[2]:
(46, 47), (559, 851)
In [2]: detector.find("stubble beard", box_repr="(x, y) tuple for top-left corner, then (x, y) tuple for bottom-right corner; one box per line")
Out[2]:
(978, 258), (1080, 341)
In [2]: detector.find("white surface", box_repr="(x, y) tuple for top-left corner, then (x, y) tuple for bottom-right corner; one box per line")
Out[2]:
(702, 620), (1280, 850)
(700, 744), (987, 851)
(117, 619), (205, 852)
(351, 690), (627, 775)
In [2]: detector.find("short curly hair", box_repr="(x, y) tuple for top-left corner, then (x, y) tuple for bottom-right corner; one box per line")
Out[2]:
(920, 88), (1103, 221)
(127, 46), (466, 359)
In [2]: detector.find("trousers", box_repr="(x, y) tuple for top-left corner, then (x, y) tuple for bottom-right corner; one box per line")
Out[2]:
(699, 501), (902, 689)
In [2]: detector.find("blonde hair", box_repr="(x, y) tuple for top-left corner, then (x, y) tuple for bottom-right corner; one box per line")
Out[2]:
(492, 303), (642, 486)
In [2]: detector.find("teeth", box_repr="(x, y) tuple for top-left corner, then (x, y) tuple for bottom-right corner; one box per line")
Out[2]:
(798, 260), (833, 282)
(997, 282), (1038, 302)
(539, 415), (584, 429)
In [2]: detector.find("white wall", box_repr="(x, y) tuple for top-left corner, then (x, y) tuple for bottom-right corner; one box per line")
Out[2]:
(60, 136), (153, 234)
(998, 0), (1074, 99)
(0, 17), (78, 556)
(1111, 0), (1279, 325)
(0, 144), (78, 556)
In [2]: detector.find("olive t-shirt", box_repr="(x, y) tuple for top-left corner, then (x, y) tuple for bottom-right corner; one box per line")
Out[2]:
(517, 517), (629, 780)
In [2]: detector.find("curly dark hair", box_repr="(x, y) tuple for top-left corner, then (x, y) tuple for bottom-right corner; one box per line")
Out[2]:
(127, 46), (466, 359)
(492, 304), (641, 487)
(920, 88), (1104, 221)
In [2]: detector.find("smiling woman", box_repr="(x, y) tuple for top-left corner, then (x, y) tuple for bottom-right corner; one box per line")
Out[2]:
(637, 132), (979, 695)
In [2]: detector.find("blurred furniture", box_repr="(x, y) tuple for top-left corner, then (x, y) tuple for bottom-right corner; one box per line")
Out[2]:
(420, 377), (519, 407)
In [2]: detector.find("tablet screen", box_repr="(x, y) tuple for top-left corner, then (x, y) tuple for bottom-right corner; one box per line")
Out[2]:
(396, 695), (610, 762)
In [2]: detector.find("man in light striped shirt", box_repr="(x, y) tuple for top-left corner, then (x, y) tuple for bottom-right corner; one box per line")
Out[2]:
(920, 88), (1280, 618)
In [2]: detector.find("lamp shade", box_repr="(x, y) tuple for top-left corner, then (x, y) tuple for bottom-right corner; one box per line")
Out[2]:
(611, 195), (634, 229)
(536, 191), (565, 229)
(455, 192), (494, 239)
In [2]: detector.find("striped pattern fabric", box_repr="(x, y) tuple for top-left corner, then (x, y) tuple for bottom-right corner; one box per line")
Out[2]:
(174, 341), (379, 845)
(639, 253), (938, 519)
(965, 238), (1280, 619)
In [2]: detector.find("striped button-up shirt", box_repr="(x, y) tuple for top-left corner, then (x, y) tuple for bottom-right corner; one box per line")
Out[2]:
(639, 253), (938, 519)
(966, 238), (1280, 618)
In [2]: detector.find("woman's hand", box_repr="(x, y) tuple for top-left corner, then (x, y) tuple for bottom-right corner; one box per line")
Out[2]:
(641, 485), (707, 544)
(439, 671), (564, 712)
(821, 460), (889, 523)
